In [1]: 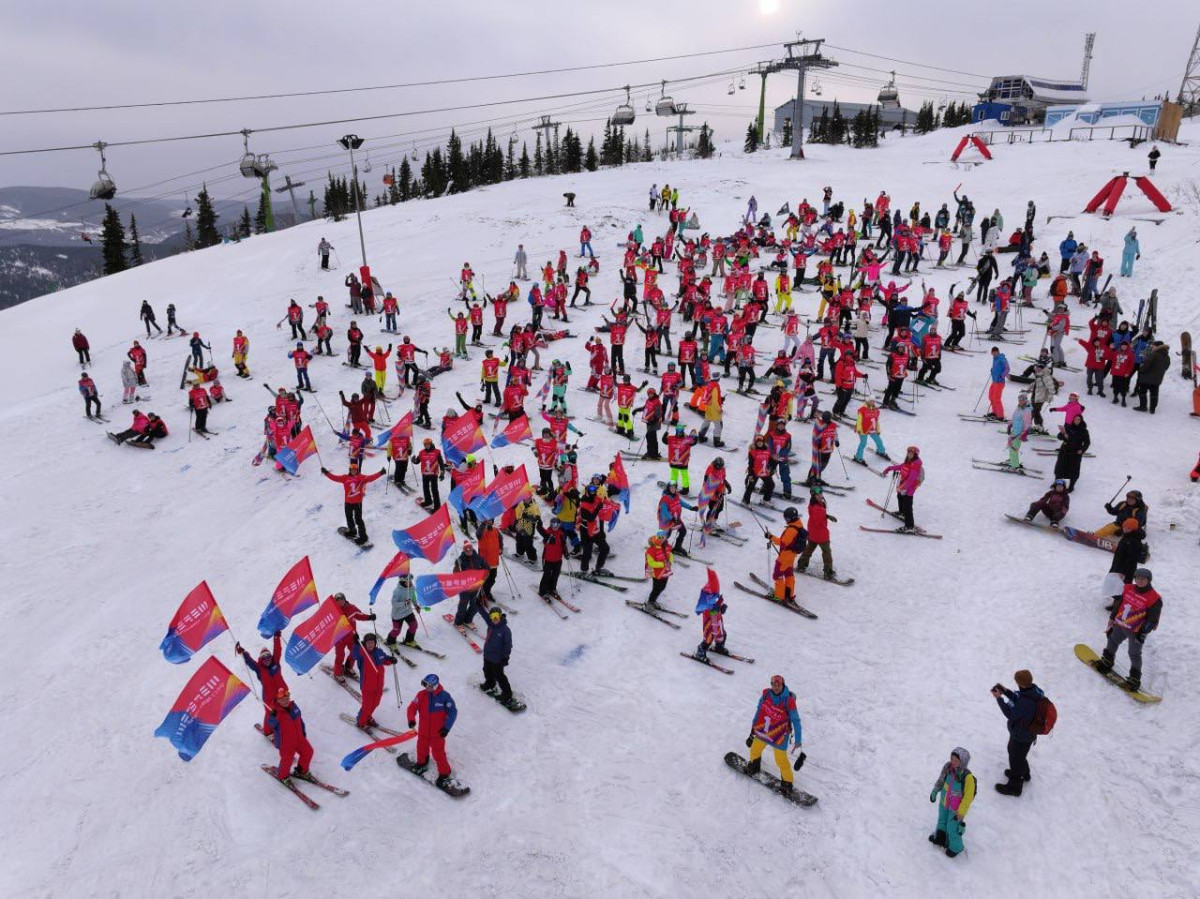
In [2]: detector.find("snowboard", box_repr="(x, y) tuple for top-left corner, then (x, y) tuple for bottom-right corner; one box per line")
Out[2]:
(724, 752), (818, 807)
(395, 752), (471, 797)
(1061, 527), (1118, 554)
(475, 682), (528, 713)
(1003, 513), (1058, 532)
(1181, 331), (1193, 380)
(1074, 644), (1161, 703)
(337, 527), (374, 550)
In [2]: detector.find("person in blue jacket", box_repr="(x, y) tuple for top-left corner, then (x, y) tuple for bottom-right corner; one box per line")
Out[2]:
(992, 669), (1042, 796)
(1120, 228), (1140, 277)
(744, 675), (804, 793)
(1058, 232), (1077, 273)
(986, 346), (1010, 421)
(481, 608), (514, 703)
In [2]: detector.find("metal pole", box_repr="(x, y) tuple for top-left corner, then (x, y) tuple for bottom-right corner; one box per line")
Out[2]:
(756, 72), (768, 146)
(348, 145), (368, 269)
(790, 62), (807, 159)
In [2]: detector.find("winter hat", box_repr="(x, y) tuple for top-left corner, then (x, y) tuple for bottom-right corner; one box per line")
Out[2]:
(1134, 568), (1153, 583)
(1122, 518), (1140, 533)
(1014, 670), (1033, 688)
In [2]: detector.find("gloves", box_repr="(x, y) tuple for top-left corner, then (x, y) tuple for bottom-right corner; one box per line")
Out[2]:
(234, 643), (243, 654)
(930, 791), (938, 803)
(1135, 632), (1146, 644)
(438, 727), (449, 738)
(368, 613), (377, 621)
(274, 631), (282, 638)
(408, 720), (416, 729)
(745, 733), (755, 749)
(320, 467), (329, 474)
(764, 533), (774, 543)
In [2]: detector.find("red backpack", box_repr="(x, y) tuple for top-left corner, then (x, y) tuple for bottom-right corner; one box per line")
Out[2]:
(1032, 694), (1057, 736)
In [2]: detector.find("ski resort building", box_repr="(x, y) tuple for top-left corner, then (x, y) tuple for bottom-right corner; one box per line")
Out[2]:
(773, 99), (919, 134)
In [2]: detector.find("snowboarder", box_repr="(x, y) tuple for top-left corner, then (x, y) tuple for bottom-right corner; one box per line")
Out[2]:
(929, 748), (976, 858)
(236, 632), (286, 738)
(1094, 489), (1148, 538)
(406, 673), (458, 788)
(349, 632), (396, 728)
(1024, 480), (1070, 527)
(992, 669), (1043, 796)
(232, 330), (251, 378)
(743, 674), (803, 794)
(481, 608), (514, 703)
(268, 689), (314, 782)
(365, 344), (392, 393)
(321, 461), (385, 545)
(1094, 568), (1161, 692)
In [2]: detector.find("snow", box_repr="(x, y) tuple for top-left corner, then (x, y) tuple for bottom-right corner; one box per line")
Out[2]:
(3, 123), (1200, 898)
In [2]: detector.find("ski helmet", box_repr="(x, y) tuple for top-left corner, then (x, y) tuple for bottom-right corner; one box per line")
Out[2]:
(712, 457), (724, 468)
(421, 673), (440, 688)
(1133, 568), (1152, 583)
(334, 592), (347, 603)
(783, 507), (799, 522)
(259, 647), (272, 659)
(820, 411), (832, 422)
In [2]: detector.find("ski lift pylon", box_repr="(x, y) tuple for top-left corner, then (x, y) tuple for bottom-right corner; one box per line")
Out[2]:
(655, 80), (677, 117)
(88, 141), (116, 201)
(612, 85), (636, 126)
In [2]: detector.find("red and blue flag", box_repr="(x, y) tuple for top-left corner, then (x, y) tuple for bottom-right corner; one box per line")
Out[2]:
(468, 464), (532, 521)
(368, 552), (411, 606)
(340, 730), (418, 770)
(257, 556), (319, 638)
(413, 571), (487, 607)
(447, 465), (487, 516)
(153, 656), (250, 762)
(276, 425), (319, 475)
(159, 581), (229, 664)
(441, 414), (485, 465)
(609, 452), (631, 513)
(491, 413), (532, 448)
(284, 595), (353, 675)
(695, 568), (722, 614)
(373, 411), (413, 450)
(392, 504), (455, 563)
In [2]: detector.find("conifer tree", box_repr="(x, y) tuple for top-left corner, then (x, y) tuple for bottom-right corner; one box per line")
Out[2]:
(744, 122), (758, 153)
(696, 123), (715, 159)
(128, 213), (144, 265)
(194, 186), (221, 248)
(100, 203), (127, 275)
(519, 142), (531, 178)
(585, 137), (598, 171)
(238, 206), (253, 238)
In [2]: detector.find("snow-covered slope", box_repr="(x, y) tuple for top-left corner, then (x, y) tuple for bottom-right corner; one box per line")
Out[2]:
(3, 124), (1200, 898)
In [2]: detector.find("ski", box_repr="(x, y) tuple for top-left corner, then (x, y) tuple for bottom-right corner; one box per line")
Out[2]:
(539, 593), (570, 619)
(710, 647), (756, 663)
(565, 571), (629, 592)
(858, 525), (943, 539)
(289, 769), (350, 796)
(724, 752), (818, 807)
(321, 664), (364, 700)
(734, 579), (818, 619)
(971, 462), (1044, 478)
(844, 455), (889, 478)
(1031, 448), (1094, 457)
(624, 599), (682, 629)
(395, 752), (471, 797)
(387, 649), (418, 668)
(441, 614), (483, 653)
(728, 497), (786, 517)
(391, 641), (446, 660)
(338, 713), (399, 752)
(261, 765), (320, 809)
(85, 415), (111, 424)
(550, 591), (581, 613)
(958, 413), (1006, 424)
(796, 568), (855, 587)
(680, 652), (734, 674)
(1074, 644), (1161, 703)
(864, 498), (904, 521)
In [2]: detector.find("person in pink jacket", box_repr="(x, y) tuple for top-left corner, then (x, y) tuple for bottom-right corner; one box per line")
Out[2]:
(883, 445), (925, 533)
(1048, 392), (1085, 428)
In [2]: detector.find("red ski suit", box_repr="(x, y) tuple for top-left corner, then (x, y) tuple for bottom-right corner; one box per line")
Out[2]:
(407, 684), (458, 776)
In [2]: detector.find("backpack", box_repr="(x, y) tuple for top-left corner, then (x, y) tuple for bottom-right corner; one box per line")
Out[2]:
(1031, 694), (1057, 736)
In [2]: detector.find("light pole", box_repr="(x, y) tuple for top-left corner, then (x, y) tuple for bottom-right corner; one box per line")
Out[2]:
(338, 134), (369, 285)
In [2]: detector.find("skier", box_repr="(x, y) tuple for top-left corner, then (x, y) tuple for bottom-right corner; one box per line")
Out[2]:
(188, 332), (210, 368)
(321, 461), (385, 545)
(288, 342), (313, 392)
(317, 238), (333, 270)
(385, 574), (419, 647)
(268, 688), (314, 782)
(986, 347), (1009, 421)
(120, 360), (138, 404)
(795, 488), (837, 580)
(236, 631), (286, 738)
(188, 381), (213, 435)
(1120, 228), (1140, 278)
(406, 673), (458, 788)
(1133, 341), (1170, 414)
(1005, 393), (1032, 471)
(929, 748), (976, 858)
(1094, 568), (1161, 692)
(349, 632), (396, 728)
(851, 398), (888, 464)
(480, 607), (514, 704)
(78, 372), (101, 419)
(415, 437), (447, 509)
(72, 329), (91, 365)
(882, 446), (924, 533)
(743, 674), (803, 794)
(992, 669), (1043, 796)
(576, 484), (612, 576)
(665, 423), (697, 492)
(452, 540), (489, 626)
(140, 300), (163, 336)
(695, 592), (727, 662)
(127, 341), (148, 387)
(768, 507), (807, 604)
(536, 517), (566, 599)
(513, 244), (528, 280)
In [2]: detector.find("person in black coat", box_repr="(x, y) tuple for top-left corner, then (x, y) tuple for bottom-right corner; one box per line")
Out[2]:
(1102, 520), (1146, 610)
(1053, 415), (1091, 492)
(992, 670), (1041, 796)
(481, 608), (514, 703)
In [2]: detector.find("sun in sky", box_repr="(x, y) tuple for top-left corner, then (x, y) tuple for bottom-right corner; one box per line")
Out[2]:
(759, 0), (780, 14)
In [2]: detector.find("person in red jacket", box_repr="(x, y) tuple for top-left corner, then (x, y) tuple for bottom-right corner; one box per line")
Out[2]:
(350, 632), (396, 728)
(321, 461), (385, 545)
(331, 592), (375, 679)
(187, 383), (212, 434)
(268, 689), (313, 782)
(72, 329), (91, 365)
(795, 488), (838, 580)
(407, 673), (458, 786)
(236, 631), (287, 738)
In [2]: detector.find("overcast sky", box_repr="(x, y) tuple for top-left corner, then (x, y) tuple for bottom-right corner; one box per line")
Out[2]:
(1, 0), (1194, 210)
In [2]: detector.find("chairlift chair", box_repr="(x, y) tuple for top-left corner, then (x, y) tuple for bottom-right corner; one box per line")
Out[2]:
(655, 80), (677, 117)
(238, 130), (270, 179)
(728, 80), (736, 96)
(363, 152), (373, 174)
(645, 96), (653, 113)
(812, 78), (823, 97)
(612, 86), (636, 126)
(738, 75), (746, 90)
(88, 141), (117, 201)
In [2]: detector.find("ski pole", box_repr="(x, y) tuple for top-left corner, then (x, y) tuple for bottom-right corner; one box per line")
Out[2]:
(188, 407), (193, 443)
(880, 474), (897, 519)
(1106, 475), (1133, 506)
(972, 379), (988, 413)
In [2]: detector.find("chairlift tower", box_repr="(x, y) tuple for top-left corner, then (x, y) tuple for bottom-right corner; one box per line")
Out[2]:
(1179, 23), (1200, 115)
(534, 115), (562, 158)
(749, 37), (837, 156)
(665, 103), (699, 156)
(274, 175), (307, 225)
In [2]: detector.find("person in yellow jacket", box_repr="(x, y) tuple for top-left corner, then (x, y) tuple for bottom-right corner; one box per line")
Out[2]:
(773, 271), (793, 314)
(643, 533), (674, 608)
(929, 747), (976, 858)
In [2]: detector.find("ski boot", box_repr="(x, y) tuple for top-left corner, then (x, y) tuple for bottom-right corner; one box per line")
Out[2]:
(713, 438), (725, 448)
(479, 682), (499, 695)
(1125, 670), (1142, 692)
(945, 848), (960, 859)
(594, 567), (614, 578)
(1093, 654), (1115, 675)
(929, 831), (948, 847)
(712, 643), (730, 657)
(435, 773), (453, 789)
(1004, 768), (1032, 782)
(779, 781), (794, 795)
(743, 757), (761, 776)
(823, 570), (836, 581)
(994, 780), (1022, 796)
(1023, 514), (1034, 522)
(694, 643), (708, 662)
(384, 635), (397, 647)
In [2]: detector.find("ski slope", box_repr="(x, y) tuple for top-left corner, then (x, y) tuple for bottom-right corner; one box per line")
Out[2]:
(3, 123), (1200, 898)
